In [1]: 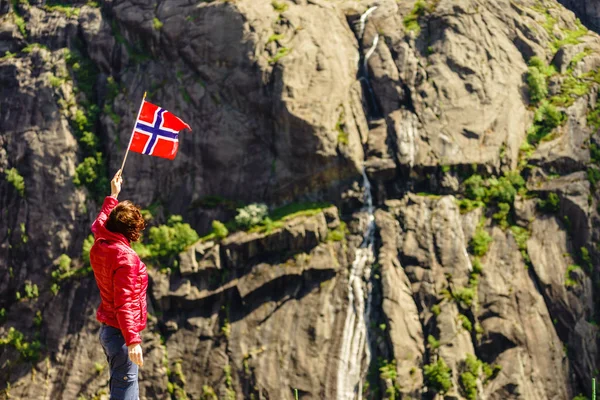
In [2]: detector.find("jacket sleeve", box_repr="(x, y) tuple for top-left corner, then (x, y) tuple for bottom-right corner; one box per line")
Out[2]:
(113, 252), (142, 346)
(91, 196), (119, 237)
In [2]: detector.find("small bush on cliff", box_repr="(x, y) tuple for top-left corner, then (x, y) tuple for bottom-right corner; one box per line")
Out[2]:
(56, 254), (72, 275)
(212, 220), (229, 239)
(152, 17), (163, 30)
(588, 103), (600, 131)
(379, 359), (401, 399)
(82, 234), (94, 265)
(527, 64), (548, 104)
(452, 287), (475, 308)
(0, 327), (41, 362)
(403, 0), (429, 34)
(588, 167), (600, 187)
(202, 385), (218, 400)
(235, 203), (268, 230)
(572, 394), (588, 400)
(147, 215), (199, 261)
(510, 226), (531, 265)
(73, 152), (109, 201)
(271, 0), (288, 13)
(326, 221), (348, 242)
(460, 354), (482, 400)
(464, 174), (486, 201)
(492, 202), (511, 229)
(538, 192), (560, 213)
(424, 357), (452, 395)
(527, 100), (565, 145)
(24, 282), (38, 299)
(565, 264), (580, 287)
(5, 168), (25, 197)
(470, 226), (492, 256)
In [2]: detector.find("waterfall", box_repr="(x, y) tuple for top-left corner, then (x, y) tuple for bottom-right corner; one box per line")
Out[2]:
(336, 168), (376, 400)
(358, 6), (378, 38)
(357, 7), (380, 119)
(336, 7), (380, 399)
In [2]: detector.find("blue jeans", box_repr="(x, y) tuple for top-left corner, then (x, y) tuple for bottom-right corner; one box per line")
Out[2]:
(99, 325), (139, 400)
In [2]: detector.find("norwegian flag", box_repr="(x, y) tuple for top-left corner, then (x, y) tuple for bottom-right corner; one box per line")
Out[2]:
(129, 101), (191, 160)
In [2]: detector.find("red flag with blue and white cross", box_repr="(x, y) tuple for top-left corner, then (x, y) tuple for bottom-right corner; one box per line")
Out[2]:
(129, 100), (191, 160)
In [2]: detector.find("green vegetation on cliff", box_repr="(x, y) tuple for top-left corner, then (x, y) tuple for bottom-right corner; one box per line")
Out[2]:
(134, 215), (199, 270)
(5, 168), (25, 197)
(424, 358), (452, 395)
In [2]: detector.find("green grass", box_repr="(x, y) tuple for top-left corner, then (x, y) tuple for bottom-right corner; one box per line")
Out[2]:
(403, 0), (429, 35)
(550, 22), (587, 54)
(11, 0), (27, 38)
(568, 48), (592, 72)
(1, 51), (16, 60)
(269, 201), (331, 222)
(539, 8), (557, 36)
(550, 75), (590, 108)
(22, 43), (48, 53)
(268, 47), (290, 64)
(326, 221), (348, 242)
(588, 103), (600, 131)
(510, 225), (531, 265)
(44, 3), (80, 18)
(336, 110), (349, 145)
(267, 33), (285, 44)
(271, 0), (288, 13)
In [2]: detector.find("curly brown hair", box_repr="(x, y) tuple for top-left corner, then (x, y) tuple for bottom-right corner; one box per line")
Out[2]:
(106, 201), (146, 242)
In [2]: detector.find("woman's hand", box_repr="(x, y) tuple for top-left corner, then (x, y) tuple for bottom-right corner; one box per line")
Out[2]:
(110, 169), (123, 199)
(127, 343), (144, 367)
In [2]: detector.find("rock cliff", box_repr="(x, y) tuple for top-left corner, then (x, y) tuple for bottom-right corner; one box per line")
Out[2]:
(1, 0), (600, 399)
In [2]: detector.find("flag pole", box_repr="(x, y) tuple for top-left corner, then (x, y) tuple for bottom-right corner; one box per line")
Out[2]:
(120, 91), (147, 173)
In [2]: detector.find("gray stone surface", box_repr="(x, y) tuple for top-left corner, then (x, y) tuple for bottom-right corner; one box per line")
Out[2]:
(2, 0), (600, 399)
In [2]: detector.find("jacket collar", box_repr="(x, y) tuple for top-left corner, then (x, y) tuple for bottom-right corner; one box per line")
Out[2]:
(95, 224), (131, 248)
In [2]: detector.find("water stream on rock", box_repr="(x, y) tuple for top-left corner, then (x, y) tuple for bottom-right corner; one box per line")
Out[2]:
(336, 7), (379, 399)
(357, 6), (381, 119)
(336, 169), (376, 400)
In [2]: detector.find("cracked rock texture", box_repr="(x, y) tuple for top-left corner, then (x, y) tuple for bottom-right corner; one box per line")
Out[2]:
(1, 0), (600, 399)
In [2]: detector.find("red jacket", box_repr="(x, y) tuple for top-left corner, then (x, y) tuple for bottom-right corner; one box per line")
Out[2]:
(90, 196), (148, 346)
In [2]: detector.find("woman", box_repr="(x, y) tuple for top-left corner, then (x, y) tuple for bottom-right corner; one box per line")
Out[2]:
(90, 169), (148, 400)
